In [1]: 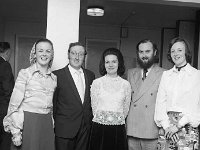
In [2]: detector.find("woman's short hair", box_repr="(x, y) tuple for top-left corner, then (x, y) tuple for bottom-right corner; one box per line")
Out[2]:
(99, 48), (125, 76)
(167, 37), (192, 64)
(29, 38), (54, 68)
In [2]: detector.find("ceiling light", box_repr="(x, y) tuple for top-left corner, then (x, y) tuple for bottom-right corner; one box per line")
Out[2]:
(87, 7), (104, 16)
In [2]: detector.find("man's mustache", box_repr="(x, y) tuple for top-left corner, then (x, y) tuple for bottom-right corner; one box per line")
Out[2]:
(142, 57), (148, 60)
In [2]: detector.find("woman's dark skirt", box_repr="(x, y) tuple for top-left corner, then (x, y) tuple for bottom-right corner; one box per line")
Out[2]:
(21, 111), (55, 150)
(88, 122), (128, 150)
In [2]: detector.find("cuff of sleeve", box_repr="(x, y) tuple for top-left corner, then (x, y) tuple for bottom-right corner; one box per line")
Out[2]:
(161, 120), (170, 130)
(11, 110), (24, 130)
(178, 115), (189, 127)
(10, 127), (21, 135)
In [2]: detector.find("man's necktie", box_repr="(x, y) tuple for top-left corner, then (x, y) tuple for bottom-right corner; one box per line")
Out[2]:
(76, 71), (84, 103)
(142, 68), (148, 80)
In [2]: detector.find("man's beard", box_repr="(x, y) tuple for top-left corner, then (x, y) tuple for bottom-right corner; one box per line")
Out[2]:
(137, 55), (155, 69)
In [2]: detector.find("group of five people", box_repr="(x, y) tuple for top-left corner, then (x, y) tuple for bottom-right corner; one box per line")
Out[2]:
(0, 36), (200, 150)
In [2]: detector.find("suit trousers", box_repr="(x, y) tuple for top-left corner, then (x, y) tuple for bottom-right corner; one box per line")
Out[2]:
(0, 122), (11, 150)
(128, 136), (157, 150)
(0, 104), (11, 150)
(55, 118), (90, 150)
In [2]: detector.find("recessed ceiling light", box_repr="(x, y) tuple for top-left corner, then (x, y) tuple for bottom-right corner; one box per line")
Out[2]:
(87, 7), (104, 16)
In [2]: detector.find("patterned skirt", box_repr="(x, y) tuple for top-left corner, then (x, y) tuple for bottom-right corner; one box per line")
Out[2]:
(157, 111), (199, 150)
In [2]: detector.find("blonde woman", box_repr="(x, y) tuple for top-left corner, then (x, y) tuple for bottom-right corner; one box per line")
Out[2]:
(3, 38), (57, 150)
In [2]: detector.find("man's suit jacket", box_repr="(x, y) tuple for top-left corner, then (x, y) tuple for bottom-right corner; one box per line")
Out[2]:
(0, 56), (14, 150)
(53, 65), (95, 138)
(0, 56), (14, 113)
(126, 64), (165, 139)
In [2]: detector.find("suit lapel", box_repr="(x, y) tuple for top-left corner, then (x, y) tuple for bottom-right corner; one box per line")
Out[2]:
(134, 65), (160, 102)
(64, 66), (83, 105)
(134, 69), (142, 91)
(82, 69), (89, 106)
(0, 56), (5, 64)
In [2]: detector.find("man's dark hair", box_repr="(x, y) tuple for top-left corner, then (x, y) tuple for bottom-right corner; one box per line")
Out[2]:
(68, 42), (87, 55)
(0, 42), (10, 53)
(136, 39), (159, 63)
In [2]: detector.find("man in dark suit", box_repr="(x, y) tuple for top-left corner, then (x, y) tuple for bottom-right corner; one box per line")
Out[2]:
(0, 42), (14, 150)
(53, 42), (95, 150)
(126, 39), (165, 150)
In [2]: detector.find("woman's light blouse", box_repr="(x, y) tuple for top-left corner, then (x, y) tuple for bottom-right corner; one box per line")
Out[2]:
(3, 64), (57, 136)
(91, 75), (131, 125)
(154, 64), (200, 129)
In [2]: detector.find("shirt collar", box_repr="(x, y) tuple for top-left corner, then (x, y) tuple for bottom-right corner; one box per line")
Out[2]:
(68, 64), (83, 75)
(29, 63), (53, 78)
(0, 56), (6, 61)
(141, 64), (154, 73)
(147, 65), (153, 73)
(170, 63), (193, 76)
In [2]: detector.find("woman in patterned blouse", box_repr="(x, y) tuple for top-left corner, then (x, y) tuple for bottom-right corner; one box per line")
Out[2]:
(88, 48), (131, 150)
(3, 38), (57, 150)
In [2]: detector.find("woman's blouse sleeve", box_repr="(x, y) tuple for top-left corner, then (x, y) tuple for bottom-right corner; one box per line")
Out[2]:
(90, 79), (100, 116)
(180, 107), (200, 128)
(179, 74), (200, 128)
(154, 72), (170, 130)
(3, 69), (29, 135)
(187, 92), (200, 127)
(123, 82), (132, 118)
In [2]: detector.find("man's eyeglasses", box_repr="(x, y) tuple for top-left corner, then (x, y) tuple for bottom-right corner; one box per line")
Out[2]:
(70, 51), (85, 58)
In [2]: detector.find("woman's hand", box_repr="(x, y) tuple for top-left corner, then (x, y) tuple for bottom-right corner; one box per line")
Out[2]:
(170, 133), (179, 143)
(12, 132), (22, 146)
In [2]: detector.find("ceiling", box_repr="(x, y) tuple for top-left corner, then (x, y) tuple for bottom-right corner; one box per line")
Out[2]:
(80, 0), (200, 28)
(0, 0), (200, 28)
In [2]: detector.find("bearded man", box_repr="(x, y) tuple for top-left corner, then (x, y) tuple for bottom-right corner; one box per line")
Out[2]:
(126, 39), (165, 150)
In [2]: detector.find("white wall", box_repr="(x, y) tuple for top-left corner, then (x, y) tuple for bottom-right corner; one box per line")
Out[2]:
(46, 0), (80, 70)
